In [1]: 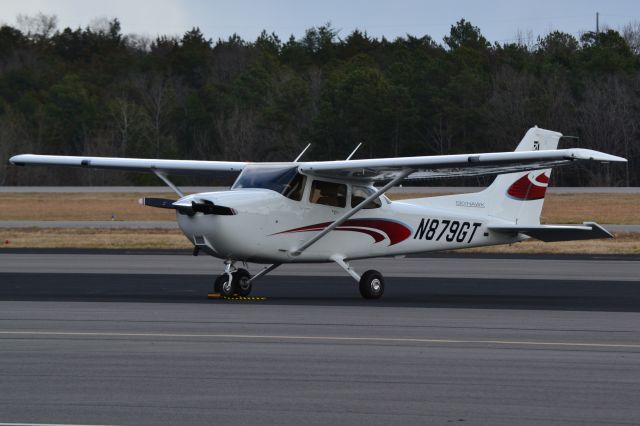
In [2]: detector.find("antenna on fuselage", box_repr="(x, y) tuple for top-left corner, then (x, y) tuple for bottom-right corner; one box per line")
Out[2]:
(345, 142), (363, 160)
(293, 143), (311, 162)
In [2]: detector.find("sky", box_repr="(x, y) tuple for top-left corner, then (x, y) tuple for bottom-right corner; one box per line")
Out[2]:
(1, 0), (639, 45)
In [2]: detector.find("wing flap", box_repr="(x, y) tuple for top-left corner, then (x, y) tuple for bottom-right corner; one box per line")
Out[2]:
(299, 148), (626, 182)
(489, 222), (614, 242)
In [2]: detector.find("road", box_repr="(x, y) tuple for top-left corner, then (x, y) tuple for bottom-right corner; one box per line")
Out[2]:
(0, 253), (639, 425)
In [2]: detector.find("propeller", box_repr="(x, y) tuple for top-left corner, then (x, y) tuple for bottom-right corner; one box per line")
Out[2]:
(140, 198), (175, 209)
(190, 199), (236, 215)
(139, 198), (236, 216)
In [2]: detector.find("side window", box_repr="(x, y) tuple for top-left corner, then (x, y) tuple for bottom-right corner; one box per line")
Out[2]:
(351, 186), (381, 209)
(310, 180), (347, 208)
(283, 173), (306, 201)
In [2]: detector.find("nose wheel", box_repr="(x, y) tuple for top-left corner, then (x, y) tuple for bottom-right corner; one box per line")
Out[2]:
(214, 267), (252, 297)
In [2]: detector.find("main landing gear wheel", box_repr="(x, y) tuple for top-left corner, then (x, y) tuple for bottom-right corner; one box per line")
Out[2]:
(234, 268), (252, 297)
(214, 268), (252, 297)
(359, 270), (385, 299)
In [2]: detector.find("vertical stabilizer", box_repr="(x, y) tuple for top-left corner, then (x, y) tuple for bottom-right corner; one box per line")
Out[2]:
(412, 127), (564, 225)
(479, 126), (562, 224)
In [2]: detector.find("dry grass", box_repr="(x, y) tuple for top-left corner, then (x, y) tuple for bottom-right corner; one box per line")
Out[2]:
(0, 227), (638, 254)
(0, 228), (191, 249)
(539, 193), (640, 224)
(0, 192), (176, 221)
(389, 192), (640, 224)
(1, 191), (638, 224)
(0, 190), (638, 253)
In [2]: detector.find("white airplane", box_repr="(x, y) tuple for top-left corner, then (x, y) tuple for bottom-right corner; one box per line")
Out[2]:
(10, 127), (626, 299)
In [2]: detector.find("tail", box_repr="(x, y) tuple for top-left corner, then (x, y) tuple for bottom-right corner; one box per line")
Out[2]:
(415, 126), (562, 225)
(478, 126), (562, 224)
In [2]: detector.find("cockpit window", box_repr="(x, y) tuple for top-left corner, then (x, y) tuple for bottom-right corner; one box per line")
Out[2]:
(232, 165), (306, 201)
(310, 180), (347, 208)
(351, 186), (382, 209)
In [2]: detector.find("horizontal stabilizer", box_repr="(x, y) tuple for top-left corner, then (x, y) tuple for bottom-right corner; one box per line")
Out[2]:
(489, 222), (613, 242)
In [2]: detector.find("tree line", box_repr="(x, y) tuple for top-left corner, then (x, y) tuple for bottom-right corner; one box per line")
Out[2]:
(1, 15), (638, 186)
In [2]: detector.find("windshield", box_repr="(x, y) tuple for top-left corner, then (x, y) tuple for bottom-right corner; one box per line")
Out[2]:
(232, 165), (306, 200)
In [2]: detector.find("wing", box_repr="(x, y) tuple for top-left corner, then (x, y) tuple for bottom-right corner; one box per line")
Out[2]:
(299, 148), (626, 182)
(9, 154), (246, 176)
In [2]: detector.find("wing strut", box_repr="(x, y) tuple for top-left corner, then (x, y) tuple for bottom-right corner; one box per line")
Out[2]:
(290, 168), (413, 256)
(247, 263), (282, 283)
(153, 170), (184, 197)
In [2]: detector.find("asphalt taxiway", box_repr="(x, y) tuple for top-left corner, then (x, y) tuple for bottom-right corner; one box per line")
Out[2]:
(1, 252), (640, 425)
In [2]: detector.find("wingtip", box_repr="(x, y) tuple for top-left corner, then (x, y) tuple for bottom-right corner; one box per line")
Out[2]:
(584, 222), (615, 239)
(598, 153), (627, 163)
(8, 154), (27, 166)
(568, 149), (627, 163)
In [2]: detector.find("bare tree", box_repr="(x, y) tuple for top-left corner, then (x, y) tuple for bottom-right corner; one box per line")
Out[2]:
(484, 66), (536, 150)
(622, 21), (640, 56)
(215, 106), (260, 161)
(105, 96), (145, 159)
(135, 72), (176, 157)
(16, 13), (57, 40)
(514, 29), (536, 50)
(578, 75), (637, 185)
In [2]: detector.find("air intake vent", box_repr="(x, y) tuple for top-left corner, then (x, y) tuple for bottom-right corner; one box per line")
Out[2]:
(194, 235), (206, 245)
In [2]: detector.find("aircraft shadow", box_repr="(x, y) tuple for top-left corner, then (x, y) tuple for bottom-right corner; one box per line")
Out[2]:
(1, 273), (639, 313)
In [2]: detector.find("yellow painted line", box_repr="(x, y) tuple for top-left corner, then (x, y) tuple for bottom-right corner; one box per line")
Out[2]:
(0, 330), (638, 349)
(207, 293), (267, 301)
(223, 296), (267, 301)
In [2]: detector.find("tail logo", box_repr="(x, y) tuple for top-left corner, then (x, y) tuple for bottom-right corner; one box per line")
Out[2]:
(507, 172), (549, 200)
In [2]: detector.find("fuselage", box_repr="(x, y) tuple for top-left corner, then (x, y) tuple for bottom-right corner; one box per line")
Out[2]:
(176, 169), (520, 263)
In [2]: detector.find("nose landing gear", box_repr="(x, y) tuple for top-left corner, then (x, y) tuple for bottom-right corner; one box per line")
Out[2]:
(211, 262), (281, 299)
(213, 261), (252, 297)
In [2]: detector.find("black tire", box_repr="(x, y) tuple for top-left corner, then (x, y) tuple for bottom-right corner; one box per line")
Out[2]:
(234, 269), (252, 297)
(218, 274), (236, 297)
(359, 270), (385, 299)
(214, 274), (227, 293)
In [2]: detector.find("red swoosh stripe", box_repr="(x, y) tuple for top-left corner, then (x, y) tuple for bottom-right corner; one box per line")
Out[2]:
(273, 219), (411, 246)
(336, 227), (386, 243)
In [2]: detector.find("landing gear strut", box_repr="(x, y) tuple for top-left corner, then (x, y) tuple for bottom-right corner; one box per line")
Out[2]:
(332, 255), (385, 300)
(214, 261), (252, 297)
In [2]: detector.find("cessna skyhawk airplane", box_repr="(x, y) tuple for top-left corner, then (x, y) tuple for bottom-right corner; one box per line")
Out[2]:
(10, 127), (626, 299)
